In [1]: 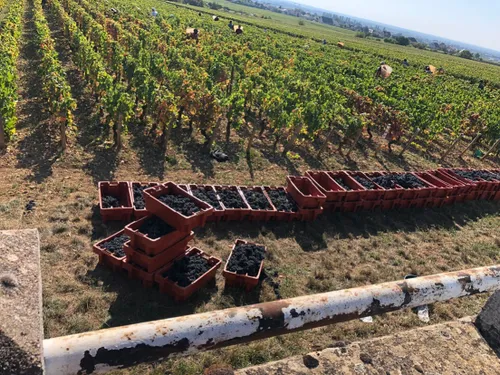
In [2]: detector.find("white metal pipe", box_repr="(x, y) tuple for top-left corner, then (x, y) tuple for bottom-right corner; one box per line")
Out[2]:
(43, 265), (500, 374)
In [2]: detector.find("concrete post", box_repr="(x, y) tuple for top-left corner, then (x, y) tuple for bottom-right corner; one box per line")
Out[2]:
(0, 229), (44, 374)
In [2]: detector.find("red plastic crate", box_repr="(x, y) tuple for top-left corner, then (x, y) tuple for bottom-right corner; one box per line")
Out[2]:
(123, 232), (194, 273)
(189, 185), (226, 223)
(327, 171), (366, 202)
(92, 229), (128, 272)
(429, 170), (469, 202)
(263, 186), (301, 221)
(143, 182), (214, 231)
(286, 176), (327, 209)
(130, 182), (160, 219)
(341, 200), (364, 212)
(177, 184), (190, 192)
(439, 169), (480, 201)
(415, 172), (452, 198)
(297, 206), (324, 221)
(345, 171), (386, 202)
(155, 247), (222, 301)
(364, 172), (404, 201)
(122, 259), (155, 288)
(214, 185), (251, 221)
(124, 215), (191, 256)
(240, 186), (278, 221)
(223, 239), (265, 291)
(305, 171), (346, 203)
(98, 181), (133, 223)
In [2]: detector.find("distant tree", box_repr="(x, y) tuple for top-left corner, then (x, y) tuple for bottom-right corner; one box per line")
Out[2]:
(458, 50), (474, 59)
(184, 0), (204, 6)
(412, 42), (427, 50)
(298, 20), (304, 25)
(474, 52), (481, 60)
(355, 32), (366, 38)
(384, 38), (396, 44)
(394, 36), (410, 46)
(207, 2), (222, 9)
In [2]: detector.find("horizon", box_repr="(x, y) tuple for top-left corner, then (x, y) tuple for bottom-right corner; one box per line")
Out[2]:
(290, 0), (500, 53)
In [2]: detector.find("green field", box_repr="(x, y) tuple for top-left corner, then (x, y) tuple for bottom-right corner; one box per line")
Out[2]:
(173, 0), (500, 85)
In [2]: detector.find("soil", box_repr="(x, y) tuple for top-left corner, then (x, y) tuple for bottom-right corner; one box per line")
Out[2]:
(352, 175), (376, 189)
(372, 173), (425, 189)
(334, 177), (352, 191)
(132, 184), (149, 210)
(453, 170), (500, 182)
(227, 243), (265, 277)
(163, 253), (211, 287)
(138, 216), (175, 239)
(102, 195), (121, 208)
(267, 189), (298, 212)
(217, 188), (247, 209)
(192, 188), (222, 210)
(158, 193), (201, 216)
(100, 234), (129, 258)
(242, 189), (272, 210)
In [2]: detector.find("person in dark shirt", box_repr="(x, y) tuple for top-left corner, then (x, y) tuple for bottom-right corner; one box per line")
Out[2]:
(235, 25), (243, 34)
(228, 20), (234, 30)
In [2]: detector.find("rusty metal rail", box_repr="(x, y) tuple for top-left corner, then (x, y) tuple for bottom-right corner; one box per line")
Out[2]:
(43, 265), (500, 374)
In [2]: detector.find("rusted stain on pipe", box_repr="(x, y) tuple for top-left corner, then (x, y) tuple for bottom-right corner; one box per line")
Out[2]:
(43, 265), (500, 374)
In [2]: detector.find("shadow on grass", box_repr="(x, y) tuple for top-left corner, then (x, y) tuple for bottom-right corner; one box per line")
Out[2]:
(200, 200), (500, 253)
(129, 122), (166, 180)
(83, 146), (119, 185)
(222, 284), (262, 306)
(84, 200), (498, 326)
(86, 265), (217, 328)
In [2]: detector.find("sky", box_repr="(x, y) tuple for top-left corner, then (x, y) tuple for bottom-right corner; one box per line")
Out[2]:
(292, 0), (500, 52)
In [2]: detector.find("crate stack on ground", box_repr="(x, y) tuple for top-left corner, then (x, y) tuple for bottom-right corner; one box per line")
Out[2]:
(94, 168), (500, 299)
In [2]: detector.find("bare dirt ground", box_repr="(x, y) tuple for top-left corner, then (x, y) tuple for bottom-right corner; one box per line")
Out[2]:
(0, 2), (499, 374)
